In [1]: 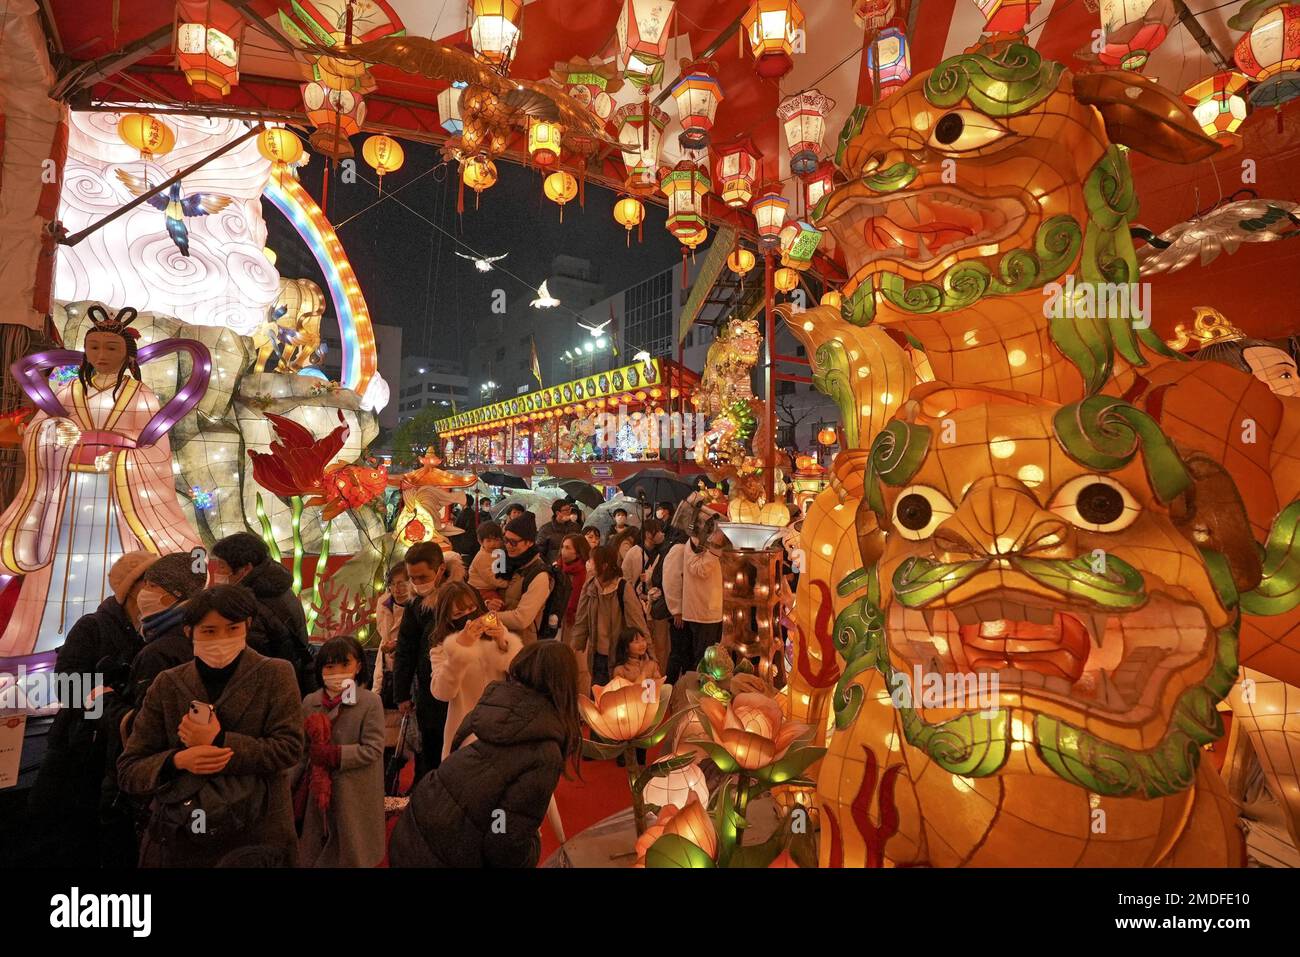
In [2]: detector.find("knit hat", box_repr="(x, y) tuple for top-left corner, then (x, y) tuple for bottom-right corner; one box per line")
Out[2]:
(141, 552), (208, 600)
(506, 511), (538, 542)
(109, 551), (159, 603)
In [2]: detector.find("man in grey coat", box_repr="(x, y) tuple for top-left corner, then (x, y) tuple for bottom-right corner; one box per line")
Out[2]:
(118, 586), (304, 867)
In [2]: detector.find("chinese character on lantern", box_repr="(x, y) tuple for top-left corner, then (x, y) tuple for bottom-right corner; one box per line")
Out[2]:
(660, 160), (711, 238)
(617, 0), (677, 89)
(778, 88), (835, 176)
(614, 102), (670, 194)
(175, 0), (244, 99)
(742, 0), (806, 79)
(670, 59), (724, 149)
(713, 135), (761, 208)
(1089, 0), (1175, 70)
(866, 25), (910, 95)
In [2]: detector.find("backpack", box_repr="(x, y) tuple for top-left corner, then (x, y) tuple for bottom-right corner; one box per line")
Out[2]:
(524, 563), (569, 641)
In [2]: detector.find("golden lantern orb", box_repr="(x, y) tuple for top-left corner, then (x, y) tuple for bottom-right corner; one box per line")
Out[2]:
(817, 425), (838, 446)
(613, 195), (645, 246)
(117, 113), (176, 158)
(543, 170), (578, 221)
(462, 156), (499, 206)
(681, 226), (708, 249)
(727, 248), (756, 276)
(362, 134), (405, 179)
(820, 289), (843, 310)
(257, 127), (304, 166)
(774, 265), (799, 292)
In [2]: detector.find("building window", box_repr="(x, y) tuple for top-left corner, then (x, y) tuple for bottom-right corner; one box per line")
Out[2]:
(778, 380), (795, 395)
(623, 269), (673, 358)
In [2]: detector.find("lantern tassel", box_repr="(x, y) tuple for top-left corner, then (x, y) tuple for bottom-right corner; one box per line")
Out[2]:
(458, 172), (465, 215)
(321, 160), (330, 216)
(681, 247), (688, 288)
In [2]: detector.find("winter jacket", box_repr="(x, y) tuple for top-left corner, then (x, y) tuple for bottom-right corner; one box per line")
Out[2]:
(429, 629), (523, 759)
(682, 545), (723, 623)
(570, 577), (649, 674)
(117, 649), (304, 867)
(371, 595), (404, 697)
(388, 679), (568, 868)
(240, 560), (317, 694)
(296, 688), (387, 868)
(497, 555), (552, 645)
(535, 519), (577, 565)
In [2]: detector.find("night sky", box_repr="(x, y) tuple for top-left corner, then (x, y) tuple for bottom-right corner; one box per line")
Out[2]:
(264, 138), (684, 365)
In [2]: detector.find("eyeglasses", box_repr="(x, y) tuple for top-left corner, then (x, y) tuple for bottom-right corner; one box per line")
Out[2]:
(503, 535), (524, 546)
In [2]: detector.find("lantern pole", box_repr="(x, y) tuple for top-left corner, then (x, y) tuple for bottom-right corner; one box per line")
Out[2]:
(763, 249), (776, 503)
(60, 123), (265, 247)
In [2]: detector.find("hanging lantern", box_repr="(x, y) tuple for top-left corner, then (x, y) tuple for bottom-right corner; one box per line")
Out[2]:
(973, 0), (1040, 32)
(660, 160), (712, 238)
(613, 195), (646, 245)
(803, 160), (836, 215)
(528, 118), (563, 167)
(258, 127), (303, 167)
(778, 88), (835, 176)
(175, 0), (244, 99)
(549, 57), (624, 121)
(462, 156), (498, 202)
(817, 425), (838, 446)
(774, 266), (800, 292)
(1233, 3), (1300, 107)
(752, 186), (790, 248)
(302, 80), (366, 160)
(741, 0), (807, 79)
(778, 220), (823, 270)
(617, 0), (677, 89)
(820, 290), (843, 310)
(670, 59), (724, 149)
(469, 0), (524, 68)
(438, 80), (469, 135)
(1183, 71), (1251, 148)
(1089, 0), (1175, 70)
(866, 25), (911, 96)
(118, 113), (176, 158)
(853, 0), (897, 30)
(713, 136), (761, 208)
(362, 134), (405, 186)
(728, 247), (757, 276)
(614, 102), (670, 194)
(544, 170), (579, 221)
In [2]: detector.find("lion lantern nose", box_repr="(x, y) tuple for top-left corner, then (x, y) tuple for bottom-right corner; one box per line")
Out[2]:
(931, 476), (1075, 562)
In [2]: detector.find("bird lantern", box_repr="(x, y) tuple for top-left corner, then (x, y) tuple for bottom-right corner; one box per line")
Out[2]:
(175, 0), (244, 99)
(118, 113), (176, 158)
(1183, 72), (1250, 148)
(1232, 2), (1300, 107)
(728, 247), (757, 276)
(803, 160), (836, 215)
(469, 0), (523, 68)
(614, 102), (670, 194)
(617, 0), (677, 89)
(774, 266), (800, 292)
(778, 220), (823, 270)
(778, 88), (834, 176)
(866, 26), (911, 96)
(362, 134), (404, 192)
(528, 118), (563, 167)
(660, 161), (711, 238)
(549, 56), (624, 121)
(461, 156), (498, 209)
(741, 0), (806, 79)
(438, 81), (468, 135)
(973, 0), (1040, 32)
(714, 136), (761, 208)
(1091, 0), (1174, 70)
(544, 170), (579, 221)
(302, 81), (366, 160)
(613, 195), (646, 245)
(752, 185), (790, 248)
(670, 59), (724, 149)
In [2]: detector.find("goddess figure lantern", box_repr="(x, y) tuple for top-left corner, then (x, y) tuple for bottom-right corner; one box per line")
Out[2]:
(118, 113), (176, 158)
(528, 118), (563, 167)
(866, 25), (911, 96)
(617, 0), (676, 89)
(1183, 72), (1250, 148)
(713, 136), (760, 208)
(778, 88), (835, 176)
(438, 80), (469, 135)
(752, 186), (790, 247)
(469, 0), (523, 68)
(742, 0), (807, 79)
(1091, 0), (1174, 70)
(549, 56), (623, 121)
(175, 0), (244, 99)
(973, 0), (1040, 32)
(302, 80), (367, 160)
(614, 102), (670, 194)
(778, 220), (823, 270)
(1232, 2), (1300, 107)
(670, 59), (724, 149)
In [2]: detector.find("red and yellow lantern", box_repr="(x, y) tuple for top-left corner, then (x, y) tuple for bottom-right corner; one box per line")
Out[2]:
(804, 160), (836, 213)
(175, 0), (244, 100)
(741, 0), (806, 79)
(713, 136), (761, 208)
(1233, 3), (1300, 106)
(528, 118), (563, 167)
(302, 81), (366, 160)
(617, 0), (677, 89)
(728, 247), (757, 276)
(774, 266), (800, 293)
(118, 113), (176, 158)
(1183, 71), (1250, 148)
(613, 195), (646, 245)
(614, 102), (670, 194)
(660, 161), (711, 238)
(362, 134), (405, 188)
(752, 185), (790, 247)
(1091, 0), (1175, 70)
(670, 59), (724, 149)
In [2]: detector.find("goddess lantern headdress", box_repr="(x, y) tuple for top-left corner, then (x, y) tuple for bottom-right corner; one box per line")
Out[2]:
(86, 304), (142, 340)
(1166, 306), (1246, 352)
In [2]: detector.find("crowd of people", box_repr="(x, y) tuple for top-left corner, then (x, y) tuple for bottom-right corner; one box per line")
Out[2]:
(28, 489), (754, 869)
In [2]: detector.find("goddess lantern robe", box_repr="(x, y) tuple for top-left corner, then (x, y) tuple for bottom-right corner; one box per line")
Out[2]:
(0, 375), (201, 657)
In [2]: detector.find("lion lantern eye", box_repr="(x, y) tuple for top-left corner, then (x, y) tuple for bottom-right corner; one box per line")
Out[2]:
(891, 485), (956, 541)
(1048, 475), (1141, 533)
(927, 110), (1009, 152)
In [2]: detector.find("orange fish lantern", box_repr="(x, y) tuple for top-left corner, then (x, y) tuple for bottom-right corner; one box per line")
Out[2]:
(312, 461), (390, 520)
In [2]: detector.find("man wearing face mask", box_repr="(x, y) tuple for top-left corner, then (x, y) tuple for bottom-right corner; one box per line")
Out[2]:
(487, 512), (552, 646)
(118, 585), (305, 867)
(393, 542), (450, 780)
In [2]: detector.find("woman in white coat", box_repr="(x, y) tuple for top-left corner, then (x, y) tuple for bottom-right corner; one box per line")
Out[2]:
(427, 582), (522, 760)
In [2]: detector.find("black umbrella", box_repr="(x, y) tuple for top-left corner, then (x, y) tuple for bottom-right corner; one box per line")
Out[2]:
(552, 480), (605, 510)
(618, 468), (694, 509)
(478, 470), (529, 490)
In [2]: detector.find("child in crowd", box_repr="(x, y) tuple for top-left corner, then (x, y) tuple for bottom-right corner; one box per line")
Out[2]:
(612, 627), (661, 684)
(297, 635), (386, 868)
(467, 520), (510, 603)
(583, 526), (602, 553)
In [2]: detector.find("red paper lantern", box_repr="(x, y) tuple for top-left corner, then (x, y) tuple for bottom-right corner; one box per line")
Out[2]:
(1233, 3), (1300, 107)
(175, 0), (245, 100)
(973, 0), (1040, 33)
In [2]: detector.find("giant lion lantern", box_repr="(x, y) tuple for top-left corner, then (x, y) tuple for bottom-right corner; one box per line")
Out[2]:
(787, 37), (1300, 866)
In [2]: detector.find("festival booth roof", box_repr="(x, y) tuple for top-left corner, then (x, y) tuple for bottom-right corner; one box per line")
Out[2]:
(44, 1), (1300, 338)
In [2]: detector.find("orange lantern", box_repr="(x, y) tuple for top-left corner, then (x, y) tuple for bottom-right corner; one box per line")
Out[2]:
(681, 226), (708, 250)
(175, 0), (244, 100)
(544, 170), (579, 221)
(817, 425), (838, 446)
(660, 160), (711, 238)
(1232, 2), (1300, 106)
(613, 195), (646, 245)
(470, 0), (524, 68)
(302, 81), (366, 160)
(741, 0), (806, 79)
(820, 289), (843, 310)
(728, 247), (757, 276)
(617, 0), (677, 89)
(462, 156), (498, 207)
(118, 113), (176, 159)
(614, 102), (669, 194)
(362, 134), (405, 189)
(713, 135), (760, 208)
(774, 266), (799, 292)
(752, 186), (790, 248)
(1183, 72), (1250, 148)
(528, 118), (563, 167)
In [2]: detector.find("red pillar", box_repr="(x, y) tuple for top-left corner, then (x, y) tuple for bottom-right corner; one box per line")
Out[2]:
(763, 250), (776, 502)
